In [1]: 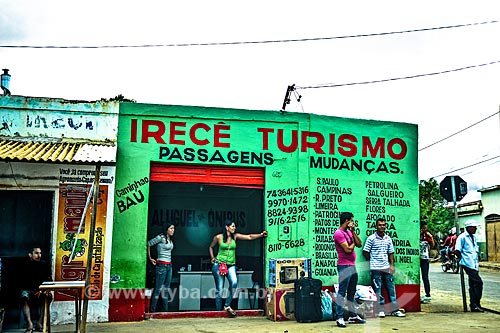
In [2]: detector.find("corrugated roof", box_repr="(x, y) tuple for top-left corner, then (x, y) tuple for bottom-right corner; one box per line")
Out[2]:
(0, 139), (116, 164)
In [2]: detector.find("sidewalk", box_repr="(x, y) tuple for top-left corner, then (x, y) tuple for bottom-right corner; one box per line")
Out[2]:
(5, 288), (499, 333)
(4, 262), (500, 333)
(479, 261), (500, 271)
(27, 306), (500, 333)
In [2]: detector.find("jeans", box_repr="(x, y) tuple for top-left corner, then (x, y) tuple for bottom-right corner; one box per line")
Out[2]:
(370, 270), (399, 313)
(336, 265), (358, 319)
(420, 259), (431, 297)
(150, 263), (172, 312)
(440, 248), (452, 263)
(462, 265), (483, 308)
(212, 263), (237, 310)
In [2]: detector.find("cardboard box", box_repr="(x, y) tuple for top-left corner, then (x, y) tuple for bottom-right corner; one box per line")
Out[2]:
(269, 258), (312, 288)
(265, 287), (295, 321)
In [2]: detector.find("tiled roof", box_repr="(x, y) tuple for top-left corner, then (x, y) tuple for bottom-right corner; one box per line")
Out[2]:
(0, 139), (116, 164)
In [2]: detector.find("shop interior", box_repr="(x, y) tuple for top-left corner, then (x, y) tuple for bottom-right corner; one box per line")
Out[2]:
(146, 181), (265, 312)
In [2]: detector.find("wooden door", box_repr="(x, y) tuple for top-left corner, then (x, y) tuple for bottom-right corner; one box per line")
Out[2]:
(487, 222), (500, 261)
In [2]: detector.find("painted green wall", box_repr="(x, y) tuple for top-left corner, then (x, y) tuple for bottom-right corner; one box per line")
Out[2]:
(111, 103), (419, 289)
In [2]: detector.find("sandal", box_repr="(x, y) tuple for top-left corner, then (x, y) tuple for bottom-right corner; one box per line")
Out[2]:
(223, 305), (237, 317)
(25, 328), (34, 333)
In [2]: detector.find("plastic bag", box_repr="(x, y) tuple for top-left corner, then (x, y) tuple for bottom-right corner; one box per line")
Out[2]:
(321, 290), (334, 320)
(355, 285), (377, 302)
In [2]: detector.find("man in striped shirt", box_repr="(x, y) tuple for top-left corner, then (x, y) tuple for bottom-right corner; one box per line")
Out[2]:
(362, 218), (405, 318)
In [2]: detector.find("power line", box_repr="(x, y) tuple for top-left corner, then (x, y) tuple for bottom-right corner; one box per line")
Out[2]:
(461, 157), (500, 177)
(0, 20), (497, 49)
(296, 59), (500, 90)
(432, 154), (500, 178)
(419, 111), (500, 151)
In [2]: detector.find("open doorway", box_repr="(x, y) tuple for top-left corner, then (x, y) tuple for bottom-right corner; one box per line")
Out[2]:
(146, 164), (265, 312)
(0, 190), (53, 329)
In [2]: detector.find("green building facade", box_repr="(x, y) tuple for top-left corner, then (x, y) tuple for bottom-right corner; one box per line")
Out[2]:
(109, 102), (420, 320)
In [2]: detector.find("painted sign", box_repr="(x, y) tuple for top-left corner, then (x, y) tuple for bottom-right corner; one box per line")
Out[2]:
(111, 104), (419, 318)
(55, 183), (108, 300)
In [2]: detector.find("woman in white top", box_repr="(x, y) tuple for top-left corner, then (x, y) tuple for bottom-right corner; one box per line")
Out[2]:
(147, 223), (175, 312)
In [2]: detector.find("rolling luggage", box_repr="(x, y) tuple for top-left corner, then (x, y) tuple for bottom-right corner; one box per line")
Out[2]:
(294, 277), (322, 323)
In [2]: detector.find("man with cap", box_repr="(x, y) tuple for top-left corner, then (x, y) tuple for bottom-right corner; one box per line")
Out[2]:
(455, 220), (483, 312)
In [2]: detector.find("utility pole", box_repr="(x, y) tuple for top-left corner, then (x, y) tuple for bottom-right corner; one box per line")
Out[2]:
(80, 164), (101, 333)
(451, 177), (468, 312)
(281, 84), (295, 111)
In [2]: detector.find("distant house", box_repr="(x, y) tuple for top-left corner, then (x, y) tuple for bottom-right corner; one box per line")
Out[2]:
(455, 186), (500, 261)
(478, 185), (500, 261)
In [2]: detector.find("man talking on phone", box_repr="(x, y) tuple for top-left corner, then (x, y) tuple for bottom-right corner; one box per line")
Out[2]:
(333, 212), (366, 328)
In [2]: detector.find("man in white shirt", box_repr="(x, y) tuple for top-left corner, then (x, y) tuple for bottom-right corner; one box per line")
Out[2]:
(363, 218), (405, 318)
(455, 220), (483, 312)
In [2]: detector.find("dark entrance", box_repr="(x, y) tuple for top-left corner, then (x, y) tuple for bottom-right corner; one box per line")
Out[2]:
(0, 190), (53, 329)
(146, 164), (265, 312)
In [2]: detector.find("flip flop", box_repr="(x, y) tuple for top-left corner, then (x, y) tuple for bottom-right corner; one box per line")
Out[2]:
(24, 328), (33, 333)
(223, 306), (237, 317)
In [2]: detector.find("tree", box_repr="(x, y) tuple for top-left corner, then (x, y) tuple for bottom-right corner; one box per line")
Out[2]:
(419, 178), (453, 240)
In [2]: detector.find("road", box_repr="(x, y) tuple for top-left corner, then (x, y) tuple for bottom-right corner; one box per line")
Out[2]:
(426, 262), (500, 310)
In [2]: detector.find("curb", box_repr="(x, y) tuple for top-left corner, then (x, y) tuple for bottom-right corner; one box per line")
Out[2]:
(479, 263), (500, 271)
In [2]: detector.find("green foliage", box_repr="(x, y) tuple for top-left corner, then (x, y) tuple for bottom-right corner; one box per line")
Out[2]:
(100, 94), (136, 103)
(419, 178), (454, 238)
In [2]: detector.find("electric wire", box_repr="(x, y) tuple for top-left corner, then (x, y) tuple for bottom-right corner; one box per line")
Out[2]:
(461, 158), (500, 177)
(292, 90), (305, 113)
(0, 20), (497, 49)
(419, 111), (500, 151)
(432, 154), (500, 178)
(296, 60), (500, 90)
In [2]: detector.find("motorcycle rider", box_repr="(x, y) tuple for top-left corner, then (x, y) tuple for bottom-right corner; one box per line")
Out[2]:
(440, 228), (457, 265)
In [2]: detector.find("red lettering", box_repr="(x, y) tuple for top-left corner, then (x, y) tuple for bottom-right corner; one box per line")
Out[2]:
(362, 137), (385, 158)
(257, 128), (274, 150)
(65, 190), (86, 207)
(190, 123), (210, 145)
(213, 123), (230, 148)
(301, 131), (325, 153)
(387, 138), (407, 160)
(329, 133), (336, 154)
(338, 134), (357, 157)
(64, 216), (84, 233)
(278, 129), (298, 153)
(169, 121), (186, 145)
(61, 255), (86, 280)
(141, 120), (166, 144)
(64, 207), (83, 217)
(130, 119), (137, 142)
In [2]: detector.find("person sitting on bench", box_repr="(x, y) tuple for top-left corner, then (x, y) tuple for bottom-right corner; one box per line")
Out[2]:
(19, 247), (52, 333)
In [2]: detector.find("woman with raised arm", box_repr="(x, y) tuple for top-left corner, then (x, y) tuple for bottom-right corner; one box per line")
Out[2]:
(209, 219), (267, 317)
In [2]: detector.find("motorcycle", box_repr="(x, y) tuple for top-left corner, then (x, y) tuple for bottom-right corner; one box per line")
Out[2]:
(441, 252), (459, 274)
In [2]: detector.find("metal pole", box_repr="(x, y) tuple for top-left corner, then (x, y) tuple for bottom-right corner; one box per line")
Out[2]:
(451, 176), (467, 312)
(281, 84), (294, 111)
(80, 164), (101, 333)
(69, 182), (94, 263)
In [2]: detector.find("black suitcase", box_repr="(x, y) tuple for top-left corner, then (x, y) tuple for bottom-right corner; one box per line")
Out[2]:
(294, 277), (323, 323)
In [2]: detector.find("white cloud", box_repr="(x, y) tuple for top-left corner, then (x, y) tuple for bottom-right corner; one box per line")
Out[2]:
(1, 0), (500, 187)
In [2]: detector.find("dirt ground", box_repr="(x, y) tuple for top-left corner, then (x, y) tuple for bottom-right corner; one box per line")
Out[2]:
(4, 264), (500, 333)
(4, 288), (495, 333)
